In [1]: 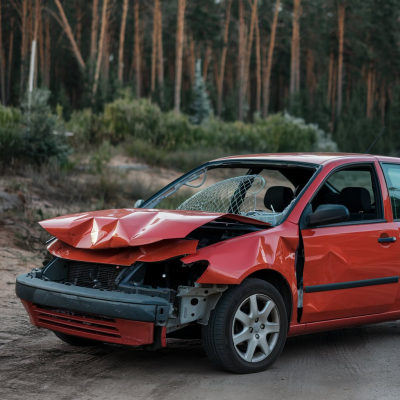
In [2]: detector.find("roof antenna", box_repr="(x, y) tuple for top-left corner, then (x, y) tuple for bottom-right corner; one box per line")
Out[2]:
(365, 127), (386, 154)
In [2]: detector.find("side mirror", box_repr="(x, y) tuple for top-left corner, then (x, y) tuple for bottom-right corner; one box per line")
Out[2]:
(307, 204), (350, 227)
(134, 199), (144, 208)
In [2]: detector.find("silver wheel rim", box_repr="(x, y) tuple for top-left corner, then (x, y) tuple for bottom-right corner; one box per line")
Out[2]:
(232, 294), (280, 363)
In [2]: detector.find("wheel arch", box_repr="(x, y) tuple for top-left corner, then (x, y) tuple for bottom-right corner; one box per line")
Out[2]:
(243, 269), (293, 325)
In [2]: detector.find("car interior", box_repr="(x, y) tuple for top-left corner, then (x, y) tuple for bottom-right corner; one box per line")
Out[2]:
(310, 166), (380, 222)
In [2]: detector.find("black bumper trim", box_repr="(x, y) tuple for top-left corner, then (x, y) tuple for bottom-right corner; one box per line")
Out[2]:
(16, 274), (171, 322)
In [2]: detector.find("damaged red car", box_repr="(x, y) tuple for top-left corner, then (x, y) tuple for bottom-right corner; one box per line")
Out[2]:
(16, 153), (400, 373)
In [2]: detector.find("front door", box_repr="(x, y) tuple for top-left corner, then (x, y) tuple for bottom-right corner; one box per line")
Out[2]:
(300, 163), (399, 323)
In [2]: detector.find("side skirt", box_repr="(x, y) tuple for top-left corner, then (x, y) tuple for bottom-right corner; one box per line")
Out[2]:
(291, 309), (400, 336)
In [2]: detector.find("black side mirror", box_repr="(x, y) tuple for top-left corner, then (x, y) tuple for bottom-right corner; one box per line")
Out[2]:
(307, 204), (350, 227)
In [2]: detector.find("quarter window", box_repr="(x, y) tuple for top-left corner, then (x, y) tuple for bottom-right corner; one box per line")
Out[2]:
(381, 163), (400, 219)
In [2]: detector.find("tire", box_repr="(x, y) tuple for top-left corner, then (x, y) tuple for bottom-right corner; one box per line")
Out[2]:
(202, 278), (288, 374)
(53, 331), (101, 347)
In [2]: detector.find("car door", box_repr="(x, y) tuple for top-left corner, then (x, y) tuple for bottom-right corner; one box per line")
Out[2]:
(300, 162), (400, 324)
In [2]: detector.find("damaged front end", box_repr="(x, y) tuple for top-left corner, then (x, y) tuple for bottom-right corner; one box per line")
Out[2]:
(16, 209), (268, 348)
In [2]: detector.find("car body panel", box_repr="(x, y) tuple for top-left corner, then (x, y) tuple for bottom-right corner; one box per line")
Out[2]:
(21, 300), (157, 346)
(39, 209), (269, 249)
(298, 159), (400, 323)
(183, 221), (298, 287)
(301, 221), (400, 322)
(47, 238), (200, 266)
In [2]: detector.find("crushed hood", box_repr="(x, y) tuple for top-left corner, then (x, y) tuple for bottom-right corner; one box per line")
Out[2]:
(40, 208), (269, 250)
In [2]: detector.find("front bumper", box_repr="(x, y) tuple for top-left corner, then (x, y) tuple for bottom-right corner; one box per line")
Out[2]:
(16, 274), (171, 346)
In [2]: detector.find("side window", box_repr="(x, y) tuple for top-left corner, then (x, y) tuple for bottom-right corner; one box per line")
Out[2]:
(311, 165), (381, 223)
(327, 170), (375, 203)
(381, 163), (400, 220)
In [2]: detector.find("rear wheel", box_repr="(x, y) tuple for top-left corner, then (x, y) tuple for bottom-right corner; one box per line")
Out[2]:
(53, 331), (101, 347)
(202, 278), (288, 373)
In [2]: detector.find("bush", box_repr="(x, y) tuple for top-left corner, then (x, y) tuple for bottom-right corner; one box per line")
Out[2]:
(20, 89), (71, 165)
(0, 106), (22, 168)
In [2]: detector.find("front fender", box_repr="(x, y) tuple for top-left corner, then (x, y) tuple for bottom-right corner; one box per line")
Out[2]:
(182, 221), (299, 289)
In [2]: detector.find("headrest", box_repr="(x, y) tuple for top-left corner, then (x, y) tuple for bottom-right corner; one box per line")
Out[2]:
(324, 192), (340, 204)
(338, 187), (371, 213)
(264, 186), (294, 213)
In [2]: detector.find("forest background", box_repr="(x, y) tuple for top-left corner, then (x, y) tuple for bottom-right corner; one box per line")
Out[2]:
(1, 0), (399, 185)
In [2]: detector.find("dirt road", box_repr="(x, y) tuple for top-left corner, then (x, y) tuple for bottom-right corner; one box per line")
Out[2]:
(1, 246), (400, 400)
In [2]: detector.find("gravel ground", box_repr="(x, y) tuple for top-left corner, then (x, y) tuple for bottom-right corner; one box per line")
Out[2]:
(1, 242), (400, 400)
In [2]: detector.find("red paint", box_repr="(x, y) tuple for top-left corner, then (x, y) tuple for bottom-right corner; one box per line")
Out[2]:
(40, 209), (269, 250)
(301, 221), (400, 322)
(48, 238), (199, 266)
(21, 300), (155, 346)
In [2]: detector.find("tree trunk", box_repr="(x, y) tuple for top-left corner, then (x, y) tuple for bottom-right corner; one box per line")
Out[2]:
(263, 0), (280, 117)
(134, 0), (141, 98)
(54, 0), (85, 69)
(203, 42), (212, 82)
(189, 34), (195, 87)
(0, 0), (6, 105)
(255, 8), (261, 114)
(327, 51), (333, 105)
(174, 0), (186, 114)
(45, 12), (50, 87)
(157, 1), (164, 104)
(238, 0), (245, 120)
(118, 0), (129, 82)
(366, 67), (376, 120)
(337, 2), (345, 116)
(380, 80), (385, 125)
(33, 0), (41, 89)
(20, 0), (28, 94)
(331, 61), (337, 131)
(290, 0), (301, 98)
(7, 17), (15, 101)
(241, 0), (258, 119)
(151, 0), (159, 93)
(306, 48), (315, 105)
(38, 4), (45, 86)
(76, 0), (83, 50)
(90, 0), (99, 63)
(217, 0), (232, 118)
(92, 0), (108, 96)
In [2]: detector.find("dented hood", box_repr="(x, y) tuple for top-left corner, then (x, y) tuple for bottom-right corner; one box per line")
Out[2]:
(39, 208), (269, 250)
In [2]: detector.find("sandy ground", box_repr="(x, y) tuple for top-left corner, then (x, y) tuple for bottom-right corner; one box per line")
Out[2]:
(1, 161), (400, 399)
(1, 235), (400, 400)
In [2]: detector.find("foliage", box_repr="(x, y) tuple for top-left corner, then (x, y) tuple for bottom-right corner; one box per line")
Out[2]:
(0, 106), (22, 168)
(20, 89), (71, 165)
(189, 60), (213, 124)
(90, 141), (113, 174)
(335, 86), (387, 154)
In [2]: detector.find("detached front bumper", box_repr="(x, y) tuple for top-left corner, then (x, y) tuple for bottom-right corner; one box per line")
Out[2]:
(16, 274), (171, 346)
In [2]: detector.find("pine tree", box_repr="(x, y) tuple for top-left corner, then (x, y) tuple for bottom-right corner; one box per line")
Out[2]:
(189, 59), (213, 125)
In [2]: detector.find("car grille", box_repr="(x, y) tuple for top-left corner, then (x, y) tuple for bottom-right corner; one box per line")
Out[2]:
(66, 261), (124, 290)
(33, 304), (121, 339)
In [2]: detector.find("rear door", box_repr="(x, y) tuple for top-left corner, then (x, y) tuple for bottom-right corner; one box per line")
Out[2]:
(300, 162), (399, 323)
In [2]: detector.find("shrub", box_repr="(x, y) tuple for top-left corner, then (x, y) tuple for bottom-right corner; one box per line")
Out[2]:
(0, 106), (22, 169)
(20, 89), (71, 165)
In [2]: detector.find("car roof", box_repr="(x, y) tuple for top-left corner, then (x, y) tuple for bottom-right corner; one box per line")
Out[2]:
(213, 153), (396, 166)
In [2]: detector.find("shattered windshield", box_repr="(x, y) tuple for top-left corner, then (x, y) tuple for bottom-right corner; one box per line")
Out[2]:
(143, 164), (314, 226)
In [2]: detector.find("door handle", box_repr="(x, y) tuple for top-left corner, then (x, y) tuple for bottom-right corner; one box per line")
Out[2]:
(378, 237), (397, 243)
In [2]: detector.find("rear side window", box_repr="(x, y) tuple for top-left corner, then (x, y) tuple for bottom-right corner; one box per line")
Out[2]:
(381, 163), (400, 219)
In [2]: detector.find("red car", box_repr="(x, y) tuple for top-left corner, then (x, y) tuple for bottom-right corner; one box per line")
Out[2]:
(16, 153), (400, 373)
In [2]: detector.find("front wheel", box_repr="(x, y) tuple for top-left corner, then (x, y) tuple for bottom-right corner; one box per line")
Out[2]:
(202, 278), (288, 374)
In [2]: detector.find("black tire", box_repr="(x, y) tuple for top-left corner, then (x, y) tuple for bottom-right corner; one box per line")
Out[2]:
(53, 331), (101, 347)
(202, 278), (288, 374)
